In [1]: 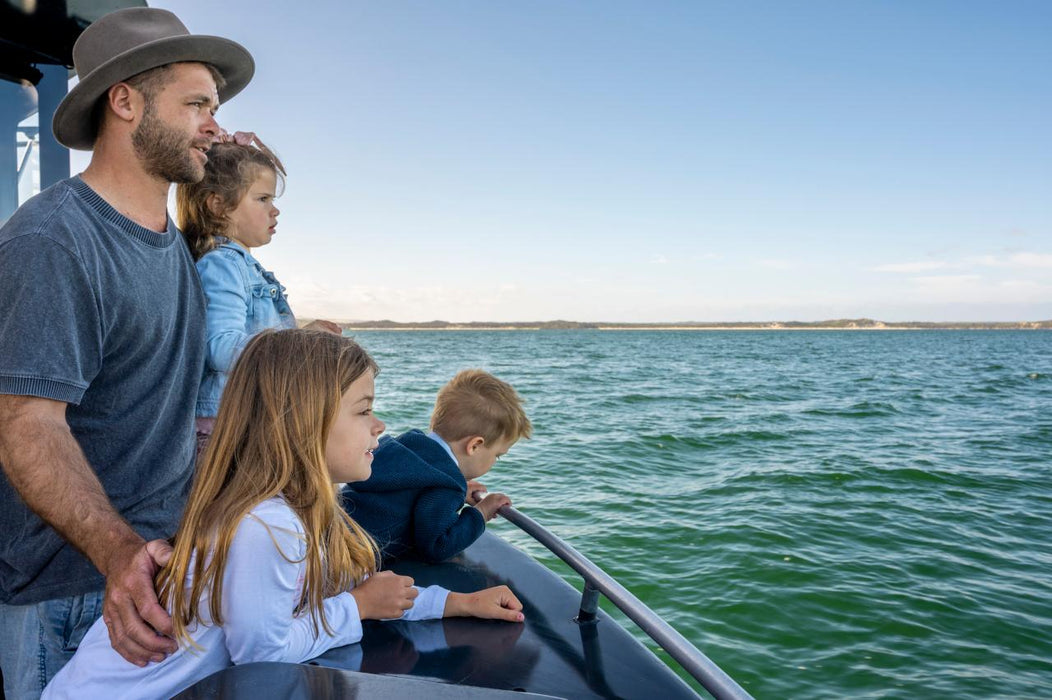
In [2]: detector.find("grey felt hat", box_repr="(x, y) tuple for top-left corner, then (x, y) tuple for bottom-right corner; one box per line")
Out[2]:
(53, 7), (254, 150)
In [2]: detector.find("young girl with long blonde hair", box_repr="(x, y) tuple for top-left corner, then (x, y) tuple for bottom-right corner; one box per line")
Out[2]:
(44, 330), (523, 699)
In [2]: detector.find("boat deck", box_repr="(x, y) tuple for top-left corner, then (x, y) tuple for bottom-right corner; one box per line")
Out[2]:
(177, 531), (702, 699)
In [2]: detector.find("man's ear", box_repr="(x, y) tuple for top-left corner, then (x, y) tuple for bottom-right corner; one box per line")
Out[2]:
(105, 83), (140, 125)
(466, 436), (486, 455)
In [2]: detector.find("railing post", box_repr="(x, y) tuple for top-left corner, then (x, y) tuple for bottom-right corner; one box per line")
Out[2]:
(498, 504), (754, 700)
(576, 580), (600, 624)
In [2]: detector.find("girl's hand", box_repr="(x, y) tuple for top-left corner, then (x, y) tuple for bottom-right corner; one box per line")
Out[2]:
(475, 492), (511, 521)
(445, 585), (524, 622)
(213, 129), (257, 145)
(303, 319), (343, 335)
(350, 571), (418, 619)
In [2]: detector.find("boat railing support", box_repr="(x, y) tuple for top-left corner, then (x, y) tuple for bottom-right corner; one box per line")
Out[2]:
(498, 504), (754, 700)
(576, 580), (600, 624)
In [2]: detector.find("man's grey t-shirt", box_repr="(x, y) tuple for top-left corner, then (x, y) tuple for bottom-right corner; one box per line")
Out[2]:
(0, 177), (206, 605)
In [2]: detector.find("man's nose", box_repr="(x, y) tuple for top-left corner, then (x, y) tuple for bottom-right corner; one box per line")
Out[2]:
(202, 112), (219, 138)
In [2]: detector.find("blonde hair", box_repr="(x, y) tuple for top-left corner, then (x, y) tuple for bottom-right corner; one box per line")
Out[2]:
(158, 329), (380, 647)
(175, 140), (286, 260)
(429, 369), (532, 445)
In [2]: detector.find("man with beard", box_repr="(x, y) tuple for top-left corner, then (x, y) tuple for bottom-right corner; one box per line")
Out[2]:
(0, 9), (253, 698)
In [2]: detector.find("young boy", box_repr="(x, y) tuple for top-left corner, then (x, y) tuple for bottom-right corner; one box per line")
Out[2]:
(342, 369), (531, 562)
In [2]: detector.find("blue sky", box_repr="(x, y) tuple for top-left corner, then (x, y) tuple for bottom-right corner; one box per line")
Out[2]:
(73, 1), (1051, 322)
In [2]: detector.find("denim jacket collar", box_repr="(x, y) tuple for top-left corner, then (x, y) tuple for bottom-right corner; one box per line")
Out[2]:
(217, 237), (258, 264)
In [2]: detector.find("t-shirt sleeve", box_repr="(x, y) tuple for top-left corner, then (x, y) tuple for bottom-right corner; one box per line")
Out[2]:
(221, 504), (365, 664)
(0, 235), (101, 404)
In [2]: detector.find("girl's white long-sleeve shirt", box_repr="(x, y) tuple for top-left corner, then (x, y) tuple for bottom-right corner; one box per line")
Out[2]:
(43, 496), (449, 700)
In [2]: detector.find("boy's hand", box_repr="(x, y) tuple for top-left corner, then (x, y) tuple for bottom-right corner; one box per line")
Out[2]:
(350, 570), (418, 620)
(475, 492), (511, 521)
(444, 585), (524, 622)
(466, 480), (487, 505)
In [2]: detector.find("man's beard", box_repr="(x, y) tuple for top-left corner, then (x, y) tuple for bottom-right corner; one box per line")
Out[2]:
(131, 102), (204, 184)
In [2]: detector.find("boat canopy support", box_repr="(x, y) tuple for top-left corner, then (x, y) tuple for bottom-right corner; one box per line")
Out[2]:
(499, 504), (754, 700)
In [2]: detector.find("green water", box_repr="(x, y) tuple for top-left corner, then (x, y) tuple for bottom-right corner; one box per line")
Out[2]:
(351, 330), (1052, 699)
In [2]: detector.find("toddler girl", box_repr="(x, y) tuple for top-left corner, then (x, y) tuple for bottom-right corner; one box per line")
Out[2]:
(176, 134), (340, 449)
(43, 329), (523, 699)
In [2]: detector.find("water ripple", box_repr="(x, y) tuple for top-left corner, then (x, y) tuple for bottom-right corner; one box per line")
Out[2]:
(354, 329), (1052, 699)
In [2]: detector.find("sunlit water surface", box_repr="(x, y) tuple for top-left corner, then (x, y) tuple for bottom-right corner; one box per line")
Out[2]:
(349, 330), (1051, 699)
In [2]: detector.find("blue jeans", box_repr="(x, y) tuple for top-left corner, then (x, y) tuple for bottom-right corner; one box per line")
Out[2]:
(0, 590), (104, 700)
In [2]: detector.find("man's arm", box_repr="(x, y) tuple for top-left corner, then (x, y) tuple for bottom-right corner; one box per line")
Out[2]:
(0, 394), (177, 665)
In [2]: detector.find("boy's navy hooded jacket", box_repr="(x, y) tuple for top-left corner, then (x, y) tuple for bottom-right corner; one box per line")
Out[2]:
(340, 429), (485, 562)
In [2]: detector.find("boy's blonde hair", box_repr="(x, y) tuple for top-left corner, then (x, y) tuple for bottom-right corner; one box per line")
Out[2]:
(158, 329), (379, 648)
(429, 369), (531, 445)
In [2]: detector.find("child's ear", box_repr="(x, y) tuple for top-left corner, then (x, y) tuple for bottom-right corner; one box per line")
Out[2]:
(466, 436), (485, 454)
(206, 193), (224, 217)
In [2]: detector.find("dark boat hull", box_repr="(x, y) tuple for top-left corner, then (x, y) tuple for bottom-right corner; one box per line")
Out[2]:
(178, 531), (701, 699)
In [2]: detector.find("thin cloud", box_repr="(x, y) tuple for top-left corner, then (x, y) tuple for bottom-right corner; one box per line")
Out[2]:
(912, 274), (982, 285)
(651, 254), (670, 265)
(289, 280), (527, 321)
(905, 274), (1051, 304)
(1000, 279), (1045, 289)
(964, 253), (1052, 269)
(1005, 252), (1052, 269)
(875, 252), (1052, 274)
(756, 259), (793, 270)
(873, 261), (948, 273)
(907, 274), (987, 302)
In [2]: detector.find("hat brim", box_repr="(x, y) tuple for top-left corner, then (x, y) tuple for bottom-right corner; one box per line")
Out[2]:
(53, 34), (254, 150)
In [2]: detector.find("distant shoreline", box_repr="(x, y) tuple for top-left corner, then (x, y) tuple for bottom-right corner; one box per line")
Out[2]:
(300, 319), (1052, 331)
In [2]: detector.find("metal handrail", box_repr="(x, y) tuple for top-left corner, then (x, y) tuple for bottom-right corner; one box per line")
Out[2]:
(498, 504), (754, 700)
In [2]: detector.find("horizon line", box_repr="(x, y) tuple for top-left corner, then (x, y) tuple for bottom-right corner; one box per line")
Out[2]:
(299, 318), (1052, 329)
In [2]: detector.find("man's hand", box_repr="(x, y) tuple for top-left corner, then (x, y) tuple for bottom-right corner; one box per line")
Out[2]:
(475, 492), (512, 521)
(101, 538), (176, 665)
(303, 319), (343, 335)
(351, 570), (418, 619)
(465, 480), (487, 505)
(445, 585), (524, 622)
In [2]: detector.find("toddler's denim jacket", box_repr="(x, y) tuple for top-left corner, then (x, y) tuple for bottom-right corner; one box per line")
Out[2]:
(195, 239), (296, 416)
